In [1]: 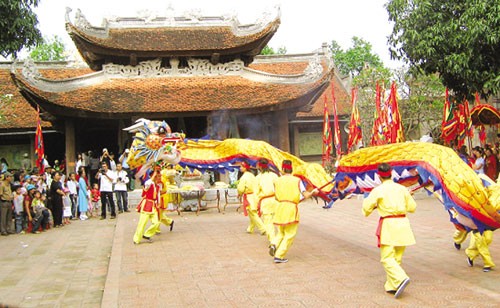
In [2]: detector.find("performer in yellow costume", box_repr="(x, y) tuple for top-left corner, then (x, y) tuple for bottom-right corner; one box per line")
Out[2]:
(255, 158), (279, 243)
(362, 163), (416, 299)
(155, 165), (176, 234)
(452, 226), (469, 250)
(269, 160), (316, 263)
(133, 170), (162, 244)
(237, 161), (266, 235)
(466, 230), (495, 272)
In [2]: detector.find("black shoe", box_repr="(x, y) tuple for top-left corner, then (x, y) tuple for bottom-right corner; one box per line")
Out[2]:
(394, 278), (410, 299)
(269, 244), (276, 257)
(142, 235), (153, 243)
(124, 209), (130, 212)
(100, 217), (105, 220)
(467, 257), (473, 267)
(110, 216), (116, 219)
(454, 242), (461, 250)
(386, 290), (396, 294)
(273, 257), (288, 263)
(483, 267), (492, 272)
(170, 220), (174, 232)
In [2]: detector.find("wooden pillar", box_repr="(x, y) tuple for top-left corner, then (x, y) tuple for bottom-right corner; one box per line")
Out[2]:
(65, 119), (76, 176)
(292, 125), (300, 157)
(274, 110), (290, 152)
(29, 134), (35, 170)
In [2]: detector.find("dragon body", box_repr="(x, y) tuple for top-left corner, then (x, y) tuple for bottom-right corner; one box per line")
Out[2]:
(125, 120), (499, 232)
(335, 142), (500, 232)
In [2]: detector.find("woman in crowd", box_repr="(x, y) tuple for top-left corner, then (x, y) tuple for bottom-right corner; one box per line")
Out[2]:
(77, 167), (89, 220)
(49, 172), (65, 227)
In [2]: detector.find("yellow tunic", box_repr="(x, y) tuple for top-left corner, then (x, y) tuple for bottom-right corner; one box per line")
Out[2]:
(273, 174), (302, 225)
(237, 171), (258, 210)
(362, 179), (417, 246)
(255, 171), (279, 215)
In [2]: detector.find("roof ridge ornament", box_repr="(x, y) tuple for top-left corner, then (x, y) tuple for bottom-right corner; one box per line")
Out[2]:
(21, 58), (41, 83)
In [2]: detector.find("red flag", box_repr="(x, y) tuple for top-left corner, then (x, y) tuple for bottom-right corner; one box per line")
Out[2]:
(478, 124), (486, 145)
(331, 84), (342, 159)
(385, 82), (404, 143)
(322, 94), (332, 166)
(370, 83), (387, 146)
(347, 88), (362, 152)
(441, 88), (457, 145)
(35, 105), (45, 174)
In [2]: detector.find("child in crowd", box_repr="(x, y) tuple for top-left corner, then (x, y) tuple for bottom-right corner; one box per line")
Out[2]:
(31, 190), (50, 233)
(62, 188), (72, 225)
(12, 185), (25, 234)
(91, 183), (101, 217)
(66, 172), (78, 219)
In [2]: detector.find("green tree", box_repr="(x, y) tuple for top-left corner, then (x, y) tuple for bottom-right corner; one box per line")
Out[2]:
(394, 68), (445, 140)
(386, 0), (500, 100)
(260, 45), (287, 55)
(0, 0), (42, 58)
(29, 35), (67, 61)
(330, 37), (385, 77)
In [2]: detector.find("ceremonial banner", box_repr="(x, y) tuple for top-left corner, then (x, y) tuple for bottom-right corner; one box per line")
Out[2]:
(347, 88), (362, 152)
(385, 82), (404, 143)
(34, 105), (45, 173)
(322, 94), (332, 166)
(331, 85), (342, 159)
(370, 83), (386, 146)
(441, 88), (457, 145)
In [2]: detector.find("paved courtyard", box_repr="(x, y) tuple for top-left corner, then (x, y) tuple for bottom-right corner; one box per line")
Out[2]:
(1, 191), (499, 307)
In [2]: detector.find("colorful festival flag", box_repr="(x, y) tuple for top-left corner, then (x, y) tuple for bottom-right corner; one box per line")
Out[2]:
(331, 84), (342, 159)
(347, 88), (362, 152)
(322, 94), (332, 166)
(370, 83), (386, 146)
(441, 88), (457, 145)
(34, 105), (45, 174)
(385, 82), (404, 143)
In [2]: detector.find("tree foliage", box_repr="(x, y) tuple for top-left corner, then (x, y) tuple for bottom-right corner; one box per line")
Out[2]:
(260, 45), (287, 55)
(29, 35), (67, 61)
(330, 36), (445, 144)
(0, 0), (42, 58)
(330, 37), (385, 77)
(386, 0), (500, 100)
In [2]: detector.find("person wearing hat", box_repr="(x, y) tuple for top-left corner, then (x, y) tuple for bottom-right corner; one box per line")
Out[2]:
(133, 169), (162, 244)
(362, 163), (416, 299)
(237, 161), (266, 235)
(268, 160), (317, 263)
(0, 172), (14, 235)
(255, 158), (279, 243)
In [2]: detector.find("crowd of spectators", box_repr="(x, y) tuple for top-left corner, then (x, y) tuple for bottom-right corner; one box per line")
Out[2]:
(0, 147), (134, 236)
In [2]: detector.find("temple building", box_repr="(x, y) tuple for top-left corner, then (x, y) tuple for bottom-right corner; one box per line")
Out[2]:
(1, 7), (349, 172)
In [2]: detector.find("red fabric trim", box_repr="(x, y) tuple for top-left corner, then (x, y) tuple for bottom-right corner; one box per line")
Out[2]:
(376, 214), (406, 248)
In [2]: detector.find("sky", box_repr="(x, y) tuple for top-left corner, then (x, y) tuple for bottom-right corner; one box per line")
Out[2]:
(32, 0), (402, 68)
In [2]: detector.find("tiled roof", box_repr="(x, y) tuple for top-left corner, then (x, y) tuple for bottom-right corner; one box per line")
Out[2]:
(14, 75), (329, 116)
(67, 19), (280, 52)
(11, 59), (333, 118)
(296, 75), (351, 118)
(0, 70), (51, 130)
(248, 62), (309, 75)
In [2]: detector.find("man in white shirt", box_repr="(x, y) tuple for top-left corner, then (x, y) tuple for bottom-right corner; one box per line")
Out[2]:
(66, 172), (78, 219)
(114, 163), (130, 213)
(96, 162), (116, 219)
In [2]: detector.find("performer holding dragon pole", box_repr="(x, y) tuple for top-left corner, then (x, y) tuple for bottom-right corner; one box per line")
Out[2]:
(133, 168), (162, 244)
(362, 163), (416, 299)
(155, 164), (176, 234)
(255, 158), (278, 244)
(269, 160), (317, 263)
(237, 161), (266, 235)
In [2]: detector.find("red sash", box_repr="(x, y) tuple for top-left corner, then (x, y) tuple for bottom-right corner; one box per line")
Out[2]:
(242, 193), (252, 216)
(376, 214), (406, 248)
